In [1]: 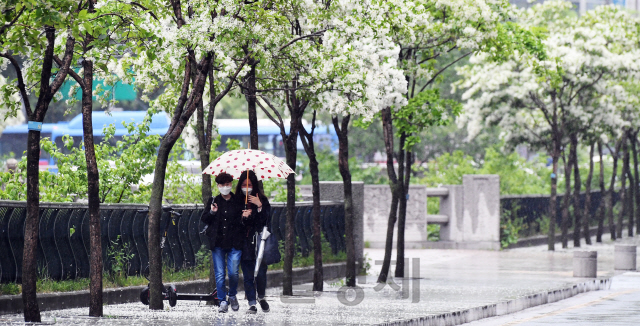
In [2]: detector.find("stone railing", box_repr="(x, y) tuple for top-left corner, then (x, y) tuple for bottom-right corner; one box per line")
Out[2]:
(302, 175), (501, 251)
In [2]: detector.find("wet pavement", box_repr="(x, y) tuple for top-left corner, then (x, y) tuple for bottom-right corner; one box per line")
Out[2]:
(1, 235), (638, 326)
(465, 271), (640, 326)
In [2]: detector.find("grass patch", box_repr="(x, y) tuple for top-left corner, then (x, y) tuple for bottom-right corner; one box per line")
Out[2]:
(0, 283), (21, 295)
(269, 237), (347, 270)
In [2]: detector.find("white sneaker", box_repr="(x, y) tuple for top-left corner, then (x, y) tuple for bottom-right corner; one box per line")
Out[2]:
(218, 301), (229, 313)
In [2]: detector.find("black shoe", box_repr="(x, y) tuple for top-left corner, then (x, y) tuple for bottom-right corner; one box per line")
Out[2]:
(246, 305), (257, 314)
(258, 298), (270, 312)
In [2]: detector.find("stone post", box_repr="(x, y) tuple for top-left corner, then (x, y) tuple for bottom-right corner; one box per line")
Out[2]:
(614, 245), (637, 271)
(439, 185), (463, 243)
(461, 175), (501, 250)
(573, 251), (597, 277)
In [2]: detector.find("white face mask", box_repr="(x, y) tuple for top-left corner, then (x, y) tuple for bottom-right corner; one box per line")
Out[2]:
(218, 186), (232, 195)
(242, 187), (253, 195)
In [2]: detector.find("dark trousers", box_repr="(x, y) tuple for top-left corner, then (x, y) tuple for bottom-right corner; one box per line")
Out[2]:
(240, 259), (268, 305)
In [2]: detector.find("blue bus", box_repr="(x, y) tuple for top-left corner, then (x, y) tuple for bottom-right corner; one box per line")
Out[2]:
(0, 111), (336, 167)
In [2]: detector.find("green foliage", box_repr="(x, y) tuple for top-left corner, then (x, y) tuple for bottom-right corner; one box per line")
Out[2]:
(500, 205), (526, 249)
(427, 224), (440, 241)
(500, 217), (524, 249)
(0, 283), (20, 295)
(106, 235), (135, 286)
(0, 111), (161, 203)
(194, 245), (211, 272)
(361, 252), (372, 276)
(482, 22), (548, 62)
(262, 178), (300, 202)
(394, 89), (462, 151)
(416, 146), (550, 195)
(225, 138), (243, 151)
(163, 138), (203, 205)
(37, 278), (90, 294)
(298, 149), (388, 186)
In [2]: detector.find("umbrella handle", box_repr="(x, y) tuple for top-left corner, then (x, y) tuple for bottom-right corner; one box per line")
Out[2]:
(245, 168), (249, 205)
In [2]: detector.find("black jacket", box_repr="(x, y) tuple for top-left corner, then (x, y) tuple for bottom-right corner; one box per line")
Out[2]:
(240, 194), (271, 261)
(200, 193), (247, 250)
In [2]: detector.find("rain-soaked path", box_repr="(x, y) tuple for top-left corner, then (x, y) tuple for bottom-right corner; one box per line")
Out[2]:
(2, 236), (639, 326)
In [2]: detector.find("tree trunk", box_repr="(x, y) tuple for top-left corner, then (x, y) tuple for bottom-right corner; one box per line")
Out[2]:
(148, 142), (173, 310)
(332, 115), (356, 287)
(618, 135), (629, 239)
(23, 127), (41, 322)
(309, 143), (323, 291)
(282, 121), (298, 296)
(571, 135), (581, 247)
(299, 116), (323, 292)
(80, 58), (103, 317)
(582, 143), (594, 245)
(627, 131), (635, 237)
(378, 107), (399, 283)
(561, 151), (572, 248)
(607, 137), (623, 241)
(632, 133), (640, 234)
(597, 141), (606, 242)
(245, 60), (258, 150)
(197, 66), (216, 204)
(395, 147), (411, 278)
(548, 149), (559, 251)
(21, 26), (75, 323)
(627, 167), (634, 237)
(148, 54), (212, 309)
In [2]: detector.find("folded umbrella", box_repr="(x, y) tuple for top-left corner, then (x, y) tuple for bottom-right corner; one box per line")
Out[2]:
(255, 226), (271, 277)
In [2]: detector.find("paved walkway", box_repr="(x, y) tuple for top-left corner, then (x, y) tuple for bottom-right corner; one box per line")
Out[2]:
(465, 271), (640, 326)
(1, 235), (638, 326)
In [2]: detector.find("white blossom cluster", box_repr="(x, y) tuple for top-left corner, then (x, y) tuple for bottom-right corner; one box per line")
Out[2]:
(456, 1), (640, 148)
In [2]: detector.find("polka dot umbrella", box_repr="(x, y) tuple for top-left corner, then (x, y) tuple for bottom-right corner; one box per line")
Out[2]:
(202, 149), (295, 181)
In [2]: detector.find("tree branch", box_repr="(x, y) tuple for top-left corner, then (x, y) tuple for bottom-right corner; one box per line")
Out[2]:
(129, 2), (159, 21)
(0, 53), (32, 116)
(53, 55), (84, 89)
(50, 35), (76, 95)
(279, 29), (327, 52)
(0, 6), (25, 36)
(419, 51), (472, 93)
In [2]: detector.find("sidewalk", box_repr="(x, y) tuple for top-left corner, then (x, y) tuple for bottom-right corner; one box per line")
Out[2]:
(1, 236), (633, 326)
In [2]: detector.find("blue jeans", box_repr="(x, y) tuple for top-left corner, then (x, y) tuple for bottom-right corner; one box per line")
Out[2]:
(212, 247), (242, 303)
(240, 259), (268, 306)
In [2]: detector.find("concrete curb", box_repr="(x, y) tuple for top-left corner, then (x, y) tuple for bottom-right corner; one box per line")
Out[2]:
(0, 262), (346, 315)
(375, 277), (611, 326)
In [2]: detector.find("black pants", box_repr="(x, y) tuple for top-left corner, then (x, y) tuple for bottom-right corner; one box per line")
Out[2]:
(240, 259), (268, 305)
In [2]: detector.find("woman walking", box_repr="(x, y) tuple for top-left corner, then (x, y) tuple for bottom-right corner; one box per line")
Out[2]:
(237, 171), (272, 314)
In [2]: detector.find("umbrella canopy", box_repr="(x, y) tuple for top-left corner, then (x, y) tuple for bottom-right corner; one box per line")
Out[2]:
(202, 149), (295, 180)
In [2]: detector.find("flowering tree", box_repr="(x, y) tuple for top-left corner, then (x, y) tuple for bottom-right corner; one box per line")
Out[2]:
(118, 0), (307, 309)
(357, 0), (547, 282)
(255, 0), (407, 290)
(0, 0), (79, 321)
(456, 1), (640, 250)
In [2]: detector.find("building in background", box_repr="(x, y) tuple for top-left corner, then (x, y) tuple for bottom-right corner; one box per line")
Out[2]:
(510, 0), (636, 15)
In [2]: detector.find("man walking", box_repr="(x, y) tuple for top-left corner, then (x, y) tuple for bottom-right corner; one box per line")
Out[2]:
(201, 172), (252, 313)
